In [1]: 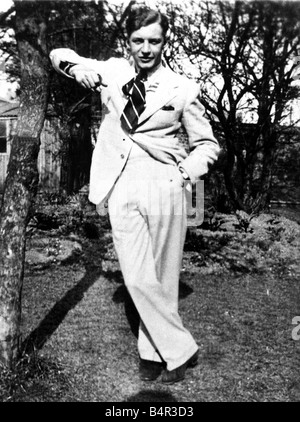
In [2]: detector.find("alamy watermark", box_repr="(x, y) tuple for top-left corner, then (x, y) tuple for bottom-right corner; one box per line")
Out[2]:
(97, 179), (205, 227)
(292, 316), (300, 341)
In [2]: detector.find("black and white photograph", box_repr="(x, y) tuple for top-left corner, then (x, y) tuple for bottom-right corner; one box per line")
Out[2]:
(0, 0), (299, 404)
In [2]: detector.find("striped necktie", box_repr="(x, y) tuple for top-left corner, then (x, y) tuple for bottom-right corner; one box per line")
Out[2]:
(121, 72), (147, 133)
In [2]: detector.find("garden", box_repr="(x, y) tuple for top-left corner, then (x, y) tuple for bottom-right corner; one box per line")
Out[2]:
(0, 192), (299, 402)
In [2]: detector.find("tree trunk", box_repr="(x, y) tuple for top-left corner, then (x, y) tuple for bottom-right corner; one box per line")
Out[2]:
(0, 0), (50, 367)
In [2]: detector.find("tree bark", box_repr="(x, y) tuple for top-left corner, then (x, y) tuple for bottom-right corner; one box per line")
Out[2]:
(0, 0), (50, 367)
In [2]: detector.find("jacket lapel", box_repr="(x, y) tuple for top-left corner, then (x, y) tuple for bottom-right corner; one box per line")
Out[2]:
(115, 65), (179, 125)
(137, 67), (179, 126)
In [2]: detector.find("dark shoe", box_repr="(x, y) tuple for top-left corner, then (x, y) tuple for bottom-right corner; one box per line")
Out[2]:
(139, 359), (165, 381)
(161, 351), (198, 384)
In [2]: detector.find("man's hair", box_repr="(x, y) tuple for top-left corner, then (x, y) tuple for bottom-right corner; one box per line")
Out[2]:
(126, 6), (169, 40)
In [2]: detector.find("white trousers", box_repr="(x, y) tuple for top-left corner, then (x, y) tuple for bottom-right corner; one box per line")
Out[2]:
(108, 145), (198, 371)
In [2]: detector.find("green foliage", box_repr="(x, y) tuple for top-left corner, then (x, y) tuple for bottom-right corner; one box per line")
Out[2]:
(28, 194), (300, 278)
(184, 212), (300, 275)
(163, 0), (300, 213)
(201, 206), (225, 231)
(18, 205), (300, 402)
(28, 207), (82, 238)
(234, 210), (256, 233)
(3, 1), (299, 211)
(27, 191), (105, 242)
(0, 351), (70, 402)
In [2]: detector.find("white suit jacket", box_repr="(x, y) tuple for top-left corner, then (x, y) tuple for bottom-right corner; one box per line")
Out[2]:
(50, 49), (220, 205)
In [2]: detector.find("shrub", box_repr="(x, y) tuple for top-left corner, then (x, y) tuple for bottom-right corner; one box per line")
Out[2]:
(184, 212), (300, 275)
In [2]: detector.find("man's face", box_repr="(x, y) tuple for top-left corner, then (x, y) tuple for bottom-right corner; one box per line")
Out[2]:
(128, 22), (165, 73)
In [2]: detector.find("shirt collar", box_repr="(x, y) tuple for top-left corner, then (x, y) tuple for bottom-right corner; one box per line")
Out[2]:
(146, 62), (164, 84)
(128, 57), (165, 82)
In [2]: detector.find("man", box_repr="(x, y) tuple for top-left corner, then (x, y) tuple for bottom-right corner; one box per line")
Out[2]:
(50, 6), (220, 384)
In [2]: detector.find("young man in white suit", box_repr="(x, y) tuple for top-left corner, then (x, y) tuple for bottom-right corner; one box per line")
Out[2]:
(50, 6), (220, 384)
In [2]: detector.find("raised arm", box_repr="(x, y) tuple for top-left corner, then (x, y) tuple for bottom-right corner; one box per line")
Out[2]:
(49, 48), (107, 90)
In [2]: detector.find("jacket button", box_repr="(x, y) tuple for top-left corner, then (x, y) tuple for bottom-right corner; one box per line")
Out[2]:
(120, 154), (125, 159)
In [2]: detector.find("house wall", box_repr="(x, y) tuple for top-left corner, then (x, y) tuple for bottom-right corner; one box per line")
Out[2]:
(0, 154), (9, 191)
(38, 118), (62, 192)
(0, 117), (62, 193)
(0, 118), (13, 191)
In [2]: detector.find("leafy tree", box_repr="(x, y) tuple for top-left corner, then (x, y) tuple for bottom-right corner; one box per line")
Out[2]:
(0, 0), (132, 368)
(0, 6), (19, 94)
(164, 0), (300, 213)
(0, 0), (114, 368)
(0, 0), (53, 367)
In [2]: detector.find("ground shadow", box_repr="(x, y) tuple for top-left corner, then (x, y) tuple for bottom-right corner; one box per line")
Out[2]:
(104, 270), (194, 300)
(23, 257), (194, 353)
(124, 389), (178, 402)
(102, 269), (124, 284)
(178, 280), (194, 299)
(109, 269), (194, 339)
(22, 264), (102, 354)
(113, 284), (140, 337)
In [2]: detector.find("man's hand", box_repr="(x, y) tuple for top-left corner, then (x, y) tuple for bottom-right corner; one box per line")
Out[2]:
(69, 64), (107, 90)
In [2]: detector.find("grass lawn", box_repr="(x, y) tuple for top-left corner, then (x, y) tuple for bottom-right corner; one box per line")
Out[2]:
(0, 203), (299, 402)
